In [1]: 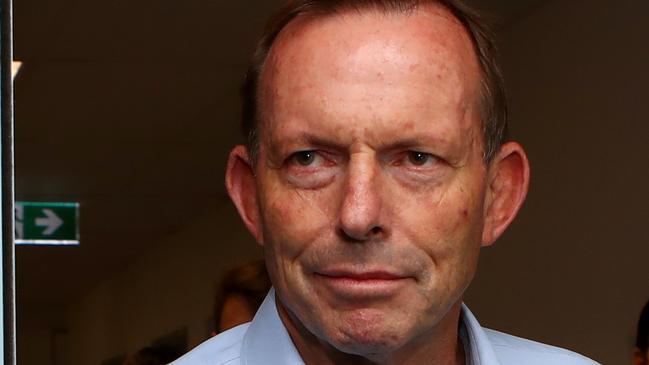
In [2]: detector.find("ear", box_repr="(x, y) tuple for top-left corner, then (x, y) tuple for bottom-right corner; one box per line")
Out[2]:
(225, 145), (264, 245)
(481, 141), (530, 246)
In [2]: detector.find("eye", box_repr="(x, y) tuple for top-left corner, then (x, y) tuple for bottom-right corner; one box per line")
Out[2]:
(406, 151), (437, 167)
(285, 150), (336, 188)
(293, 151), (316, 166)
(288, 150), (326, 167)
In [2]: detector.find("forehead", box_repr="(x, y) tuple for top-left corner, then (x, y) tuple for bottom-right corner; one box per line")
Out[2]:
(263, 4), (479, 89)
(258, 4), (482, 146)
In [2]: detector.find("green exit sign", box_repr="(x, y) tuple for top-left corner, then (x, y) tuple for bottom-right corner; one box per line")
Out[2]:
(15, 202), (79, 245)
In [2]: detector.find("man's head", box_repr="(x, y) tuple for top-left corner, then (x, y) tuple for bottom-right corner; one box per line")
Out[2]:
(242, 0), (509, 165)
(213, 260), (271, 333)
(226, 0), (529, 362)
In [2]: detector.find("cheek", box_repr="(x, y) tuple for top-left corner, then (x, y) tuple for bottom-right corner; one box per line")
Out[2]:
(260, 180), (338, 257)
(395, 179), (485, 263)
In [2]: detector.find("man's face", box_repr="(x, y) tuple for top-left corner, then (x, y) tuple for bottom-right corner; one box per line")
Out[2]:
(251, 6), (490, 356)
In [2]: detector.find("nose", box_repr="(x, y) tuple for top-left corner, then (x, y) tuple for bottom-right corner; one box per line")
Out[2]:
(337, 153), (385, 242)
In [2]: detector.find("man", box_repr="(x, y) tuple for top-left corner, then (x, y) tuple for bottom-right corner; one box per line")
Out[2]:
(173, 0), (599, 364)
(635, 300), (649, 365)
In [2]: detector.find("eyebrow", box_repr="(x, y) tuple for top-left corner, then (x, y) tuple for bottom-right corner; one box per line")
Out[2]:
(378, 137), (453, 151)
(268, 129), (344, 151)
(271, 129), (455, 154)
(301, 133), (349, 150)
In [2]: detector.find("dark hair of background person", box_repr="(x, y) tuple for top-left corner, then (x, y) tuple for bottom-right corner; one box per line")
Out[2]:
(122, 346), (181, 365)
(637, 300), (649, 355)
(240, 0), (508, 164)
(213, 260), (272, 333)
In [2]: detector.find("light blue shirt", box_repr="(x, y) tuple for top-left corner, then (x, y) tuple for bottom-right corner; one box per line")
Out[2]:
(172, 289), (599, 365)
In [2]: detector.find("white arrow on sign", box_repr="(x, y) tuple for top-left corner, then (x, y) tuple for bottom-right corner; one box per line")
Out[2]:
(35, 209), (63, 235)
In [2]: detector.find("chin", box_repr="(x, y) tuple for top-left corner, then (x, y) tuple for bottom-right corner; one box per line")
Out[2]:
(325, 308), (412, 357)
(330, 333), (407, 362)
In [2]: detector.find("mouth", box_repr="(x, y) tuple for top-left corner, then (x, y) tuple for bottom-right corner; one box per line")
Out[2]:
(314, 269), (412, 299)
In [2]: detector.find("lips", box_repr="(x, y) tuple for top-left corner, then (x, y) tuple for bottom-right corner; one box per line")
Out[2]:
(314, 269), (412, 299)
(318, 270), (405, 280)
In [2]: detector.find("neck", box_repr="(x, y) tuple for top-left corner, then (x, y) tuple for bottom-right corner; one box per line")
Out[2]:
(275, 296), (466, 365)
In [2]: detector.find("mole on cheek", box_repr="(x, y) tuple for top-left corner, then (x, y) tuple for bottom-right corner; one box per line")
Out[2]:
(448, 208), (470, 231)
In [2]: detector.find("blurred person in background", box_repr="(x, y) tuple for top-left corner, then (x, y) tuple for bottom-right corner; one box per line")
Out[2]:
(213, 259), (271, 334)
(635, 299), (649, 365)
(123, 345), (181, 365)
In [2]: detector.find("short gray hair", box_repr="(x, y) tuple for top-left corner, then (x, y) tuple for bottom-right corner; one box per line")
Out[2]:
(240, 0), (508, 163)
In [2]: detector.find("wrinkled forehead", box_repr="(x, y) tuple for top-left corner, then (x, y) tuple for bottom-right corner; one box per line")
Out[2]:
(259, 5), (480, 146)
(259, 3), (482, 106)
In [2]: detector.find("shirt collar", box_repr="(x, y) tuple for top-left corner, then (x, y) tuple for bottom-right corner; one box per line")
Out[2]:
(241, 288), (304, 365)
(460, 303), (502, 365)
(242, 289), (501, 365)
